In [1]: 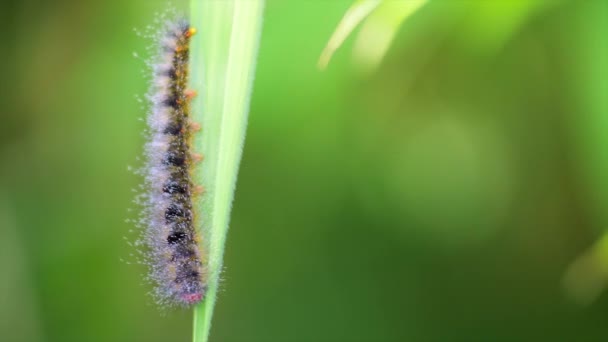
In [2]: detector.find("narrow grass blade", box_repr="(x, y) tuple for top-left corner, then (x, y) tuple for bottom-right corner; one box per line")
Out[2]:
(189, 1), (265, 342)
(318, 0), (381, 69)
(352, 0), (427, 72)
(319, 0), (428, 72)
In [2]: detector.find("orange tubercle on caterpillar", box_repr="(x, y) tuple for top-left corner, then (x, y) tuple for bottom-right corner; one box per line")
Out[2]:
(184, 89), (197, 100)
(189, 121), (201, 132)
(192, 153), (203, 163)
(185, 27), (197, 38)
(193, 185), (205, 195)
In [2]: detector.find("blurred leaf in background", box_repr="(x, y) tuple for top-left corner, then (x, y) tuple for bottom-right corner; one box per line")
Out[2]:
(1, 0), (607, 341)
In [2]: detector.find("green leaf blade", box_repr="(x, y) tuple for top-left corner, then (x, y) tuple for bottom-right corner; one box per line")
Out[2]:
(189, 1), (265, 342)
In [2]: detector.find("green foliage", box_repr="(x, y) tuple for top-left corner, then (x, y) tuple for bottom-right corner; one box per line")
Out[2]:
(189, 1), (265, 341)
(320, 0), (428, 73)
(0, 1), (607, 341)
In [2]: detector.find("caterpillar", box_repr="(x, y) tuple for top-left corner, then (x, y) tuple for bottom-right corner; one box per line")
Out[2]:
(139, 17), (206, 308)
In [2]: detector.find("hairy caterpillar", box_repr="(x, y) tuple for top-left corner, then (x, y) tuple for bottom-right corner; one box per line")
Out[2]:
(139, 17), (206, 308)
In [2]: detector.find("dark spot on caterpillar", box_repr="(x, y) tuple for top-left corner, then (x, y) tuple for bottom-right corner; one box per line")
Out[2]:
(170, 249), (194, 262)
(163, 180), (187, 194)
(172, 244), (196, 259)
(165, 204), (185, 221)
(174, 263), (201, 283)
(167, 231), (186, 244)
(163, 122), (182, 135)
(164, 153), (185, 166)
(164, 95), (179, 109)
(166, 68), (177, 79)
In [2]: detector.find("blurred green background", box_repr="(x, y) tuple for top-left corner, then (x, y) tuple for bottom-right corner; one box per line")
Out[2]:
(1, 0), (608, 341)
